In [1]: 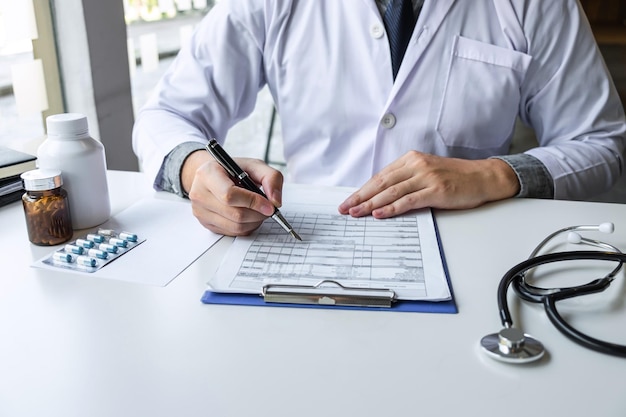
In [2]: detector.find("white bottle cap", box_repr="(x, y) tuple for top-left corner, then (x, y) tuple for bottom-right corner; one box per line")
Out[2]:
(46, 113), (89, 138)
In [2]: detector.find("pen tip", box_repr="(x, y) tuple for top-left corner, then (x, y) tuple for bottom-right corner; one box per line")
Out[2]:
(291, 230), (303, 241)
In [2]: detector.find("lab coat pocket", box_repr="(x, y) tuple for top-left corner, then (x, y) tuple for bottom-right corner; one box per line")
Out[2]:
(436, 36), (532, 150)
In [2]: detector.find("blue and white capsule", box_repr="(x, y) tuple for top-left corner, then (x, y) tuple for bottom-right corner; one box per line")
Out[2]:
(76, 256), (97, 267)
(98, 243), (119, 253)
(119, 232), (138, 242)
(86, 233), (105, 243)
(109, 237), (128, 248)
(52, 252), (73, 263)
(64, 244), (84, 255)
(75, 238), (95, 249)
(87, 248), (108, 260)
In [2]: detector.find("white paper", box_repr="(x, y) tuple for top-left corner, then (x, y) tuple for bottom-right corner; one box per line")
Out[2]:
(32, 196), (222, 286)
(11, 59), (48, 115)
(208, 185), (451, 301)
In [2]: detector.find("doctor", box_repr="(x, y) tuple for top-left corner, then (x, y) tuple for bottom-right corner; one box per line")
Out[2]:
(133, 0), (626, 237)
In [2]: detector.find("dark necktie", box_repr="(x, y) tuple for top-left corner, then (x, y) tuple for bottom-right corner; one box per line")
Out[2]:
(383, 0), (418, 80)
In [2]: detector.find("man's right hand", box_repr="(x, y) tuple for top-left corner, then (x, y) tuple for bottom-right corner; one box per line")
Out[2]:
(181, 148), (284, 236)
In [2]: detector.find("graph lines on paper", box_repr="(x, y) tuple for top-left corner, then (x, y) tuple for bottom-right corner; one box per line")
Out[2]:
(231, 212), (426, 295)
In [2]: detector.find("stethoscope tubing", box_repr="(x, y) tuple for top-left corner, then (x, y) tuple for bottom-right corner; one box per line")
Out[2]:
(543, 295), (626, 357)
(497, 251), (626, 327)
(497, 250), (626, 357)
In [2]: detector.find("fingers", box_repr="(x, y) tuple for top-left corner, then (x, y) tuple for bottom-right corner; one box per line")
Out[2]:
(244, 159), (284, 208)
(338, 153), (418, 217)
(187, 156), (284, 236)
(368, 187), (438, 218)
(340, 178), (430, 219)
(202, 160), (276, 216)
(338, 151), (520, 218)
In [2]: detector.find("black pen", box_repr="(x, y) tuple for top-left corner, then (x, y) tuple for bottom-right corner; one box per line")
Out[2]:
(205, 139), (302, 241)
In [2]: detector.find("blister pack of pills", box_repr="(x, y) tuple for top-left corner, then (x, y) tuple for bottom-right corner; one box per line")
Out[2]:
(41, 228), (145, 273)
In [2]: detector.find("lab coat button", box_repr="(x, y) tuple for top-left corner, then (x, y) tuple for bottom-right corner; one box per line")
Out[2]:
(381, 113), (396, 129)
(370, 24), (384, 39)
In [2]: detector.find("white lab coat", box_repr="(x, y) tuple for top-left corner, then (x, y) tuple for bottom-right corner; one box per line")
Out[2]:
(133, 0), (626, 199)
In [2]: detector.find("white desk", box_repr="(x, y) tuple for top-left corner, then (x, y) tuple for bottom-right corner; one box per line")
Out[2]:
(1, 170), (625, 417)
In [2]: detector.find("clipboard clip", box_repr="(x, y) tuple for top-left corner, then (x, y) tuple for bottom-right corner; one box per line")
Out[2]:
(261, 280), (397, 308)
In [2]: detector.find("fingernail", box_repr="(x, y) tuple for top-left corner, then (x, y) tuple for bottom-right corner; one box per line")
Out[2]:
(349, 206), (362, 217)
(338, 199), (352, 212)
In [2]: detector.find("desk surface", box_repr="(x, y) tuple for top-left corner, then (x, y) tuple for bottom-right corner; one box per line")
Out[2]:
(1, 170), (625, 417)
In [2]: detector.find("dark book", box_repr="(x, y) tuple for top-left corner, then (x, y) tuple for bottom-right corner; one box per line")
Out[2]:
(0, 174), (25, 208)
(0, 189), (23, 208)
(0, 174), (23, 194)
(0, 146), (37, 180)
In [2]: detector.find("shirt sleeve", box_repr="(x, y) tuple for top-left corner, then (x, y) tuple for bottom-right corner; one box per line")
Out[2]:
(155, 142), (207, 197)
(132, 0), (266, 186)
(492, 154), (554, 199)
(516, 1), (625, 199)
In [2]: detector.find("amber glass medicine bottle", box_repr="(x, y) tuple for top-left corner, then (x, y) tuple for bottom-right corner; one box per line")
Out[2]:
(21, 169), (73, 246)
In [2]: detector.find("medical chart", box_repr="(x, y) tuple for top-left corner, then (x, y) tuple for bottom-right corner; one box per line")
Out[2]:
(209, 188), (451, 301)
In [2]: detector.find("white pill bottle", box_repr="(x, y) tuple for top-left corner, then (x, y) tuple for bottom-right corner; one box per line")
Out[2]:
(37, 113), (111, 230)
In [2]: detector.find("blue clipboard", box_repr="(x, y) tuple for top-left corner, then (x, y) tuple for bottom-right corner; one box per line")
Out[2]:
(201, 291), (457, 313)
(200, 215), (457, 314)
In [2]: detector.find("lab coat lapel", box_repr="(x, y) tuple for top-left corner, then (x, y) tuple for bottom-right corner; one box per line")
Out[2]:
(361, 0), (382, 15)
(391, 0), (456, 95)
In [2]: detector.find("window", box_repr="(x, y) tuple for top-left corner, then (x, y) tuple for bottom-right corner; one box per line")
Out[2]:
(124, 0), (283, 164)
(124, 0), (212, 114)
(0, 0), (62, 154)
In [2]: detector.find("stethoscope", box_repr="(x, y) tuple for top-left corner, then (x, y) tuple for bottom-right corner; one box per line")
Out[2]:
(480, 223), (626, 364)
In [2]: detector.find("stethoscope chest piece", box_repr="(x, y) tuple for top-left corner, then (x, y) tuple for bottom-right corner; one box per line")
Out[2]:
(480, 327), (545, 364)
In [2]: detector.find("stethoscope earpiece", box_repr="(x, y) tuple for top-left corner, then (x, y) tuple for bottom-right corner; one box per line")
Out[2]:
(567, 232), (583, 244)
(599, 222), (614, 233)
(480, 327), (544, 364)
